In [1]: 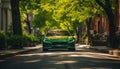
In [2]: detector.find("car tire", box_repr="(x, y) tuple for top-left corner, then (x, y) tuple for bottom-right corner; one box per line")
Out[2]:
(43, 48), (48, 51)
(68, 48), (75, 51)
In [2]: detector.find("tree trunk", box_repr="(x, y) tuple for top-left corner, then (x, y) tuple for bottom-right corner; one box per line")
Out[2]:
(26, 13), (32, 34)
(86, 18), (92, 45)
(10, 0), (22, 35)
(73, 20), (80, 44)
(107, 10), (117, 48)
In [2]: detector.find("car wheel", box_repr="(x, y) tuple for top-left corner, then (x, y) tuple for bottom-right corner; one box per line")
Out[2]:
(43, 48), (48, 51)
(68, 48), (75, 51)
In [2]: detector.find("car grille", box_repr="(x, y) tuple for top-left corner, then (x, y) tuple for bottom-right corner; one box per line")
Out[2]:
(52, 42), (67, 45)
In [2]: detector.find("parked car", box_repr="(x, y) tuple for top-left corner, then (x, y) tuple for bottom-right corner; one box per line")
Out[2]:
(42, 30), (75, 51)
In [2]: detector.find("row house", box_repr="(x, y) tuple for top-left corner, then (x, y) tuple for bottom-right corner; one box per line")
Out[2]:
(115, 0), (120, 32)
(93, 15), (109, 35)
(93, 0), (120, 38)
(0, 0), (12, 33)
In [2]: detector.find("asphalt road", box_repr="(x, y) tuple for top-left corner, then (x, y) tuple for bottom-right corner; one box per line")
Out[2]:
(0, 45), (120, 69)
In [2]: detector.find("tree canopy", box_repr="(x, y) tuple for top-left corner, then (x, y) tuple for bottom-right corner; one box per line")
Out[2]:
(27, 0), (102, 33)
(19, 0), (119, 48)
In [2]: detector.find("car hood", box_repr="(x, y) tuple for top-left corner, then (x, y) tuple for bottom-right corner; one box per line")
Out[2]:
(45, 36), (73, 41)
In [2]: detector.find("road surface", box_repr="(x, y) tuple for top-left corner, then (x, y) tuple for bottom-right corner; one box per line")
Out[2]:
(0, 45), (120, 69)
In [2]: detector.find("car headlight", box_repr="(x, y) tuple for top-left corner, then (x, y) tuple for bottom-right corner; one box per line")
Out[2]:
(69, 39), (75, 43)
(43, 39), (51, 43)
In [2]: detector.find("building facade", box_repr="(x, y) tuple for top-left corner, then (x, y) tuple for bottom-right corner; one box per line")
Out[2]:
(115, 0), (120, 32)
(93, 0), (120, 36)
(0, 0), (12, 33)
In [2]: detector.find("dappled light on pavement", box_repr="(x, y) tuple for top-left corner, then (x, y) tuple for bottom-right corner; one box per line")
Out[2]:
(0, 46), (120, 69)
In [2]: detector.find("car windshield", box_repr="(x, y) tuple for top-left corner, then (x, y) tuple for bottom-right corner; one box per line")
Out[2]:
(46, 30), (70, 36)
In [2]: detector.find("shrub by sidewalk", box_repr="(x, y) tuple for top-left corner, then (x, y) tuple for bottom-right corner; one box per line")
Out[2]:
(0, 31), (6, 50)
(0, 30), (41, 50)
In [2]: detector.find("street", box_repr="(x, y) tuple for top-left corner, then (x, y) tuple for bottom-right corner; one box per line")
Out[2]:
(1, 0), (120, 69)
(0, 45), (120, 69)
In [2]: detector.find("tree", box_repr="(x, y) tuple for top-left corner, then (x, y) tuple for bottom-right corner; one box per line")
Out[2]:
(23, 0), (103, 44)
(19, 0), (41, 34)
(32, 10), (59, 34)
(10, 0), (22, 35)
(95, 0), (118, 48)
(39, 0), (100, 44)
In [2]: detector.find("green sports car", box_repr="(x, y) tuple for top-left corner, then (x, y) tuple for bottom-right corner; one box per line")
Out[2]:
(42, 30), (75, 51)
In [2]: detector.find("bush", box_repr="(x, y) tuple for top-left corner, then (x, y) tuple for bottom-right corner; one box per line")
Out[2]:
(93, 34), (102, 40)
(0, 30), (40, 49)
(7, 35), (23, 49)
(0, 31), (6, 49)
(22, 34), (39, 47)
(90, 33), (108, 46)
(91, 40), (107, 46)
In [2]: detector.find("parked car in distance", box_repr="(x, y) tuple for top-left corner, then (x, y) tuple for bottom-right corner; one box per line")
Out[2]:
(42, 30), (75, 51)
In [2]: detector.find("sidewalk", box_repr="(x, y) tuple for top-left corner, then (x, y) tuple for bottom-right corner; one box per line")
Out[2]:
(0, 44), (120, 59)
(0, 44), (42, 59)
(77, 44), (120, 57)
(89, 45), (120, 57)
(90, 46), (113, 53)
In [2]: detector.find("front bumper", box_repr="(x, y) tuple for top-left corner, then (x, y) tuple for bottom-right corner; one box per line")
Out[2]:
(43, 41), (75, 49)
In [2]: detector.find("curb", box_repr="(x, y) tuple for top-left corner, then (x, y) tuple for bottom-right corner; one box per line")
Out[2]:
(89, 47), (109, 54)
(0, 49), (38, 59)
(89, 47), (120, 57)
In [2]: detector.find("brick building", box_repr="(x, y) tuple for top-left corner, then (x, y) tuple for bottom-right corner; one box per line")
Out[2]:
(93, 0), (120, 36)
(115, 0), (120, 32)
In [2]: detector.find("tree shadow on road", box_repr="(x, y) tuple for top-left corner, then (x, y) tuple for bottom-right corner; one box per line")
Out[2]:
(0, 48), (120, 69)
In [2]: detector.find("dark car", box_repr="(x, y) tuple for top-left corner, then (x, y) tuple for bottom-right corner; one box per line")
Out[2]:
(42, 30), (75, 51)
